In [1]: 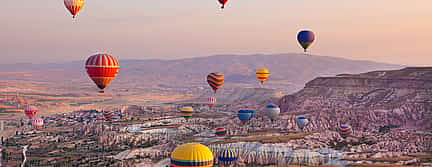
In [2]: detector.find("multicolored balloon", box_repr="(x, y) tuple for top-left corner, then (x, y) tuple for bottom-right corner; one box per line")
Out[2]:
(337, 123), (352, 138)
(295, 115), (309, 130)
(215, 127), (228, 137)
(24, 105), (38, 120)
(103, 110), (114, 121)
(218, 0), (228, 9)
(64, 0), (84, 19)
(180, 106), (194, 121)
(85, 53), (120, 93)
(207, 72), (224, 94)
(256, 67), (270, 85)
(264, 103), (280, 120)
(238, 109), (254, 124)
(171, 143), (214, 167)
(297, 30), (315, 52)
(208, 96), (217, 109)
(32, 118), (44, 130)
(218, 149), (237, 165)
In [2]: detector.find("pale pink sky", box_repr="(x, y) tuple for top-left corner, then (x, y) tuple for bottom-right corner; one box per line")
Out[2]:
(2, 0), (431, 65)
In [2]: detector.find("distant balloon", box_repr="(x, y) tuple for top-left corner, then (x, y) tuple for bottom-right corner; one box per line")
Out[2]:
(64, 0), (84, 19)
(180, 106), (194, 121)
(297, 30), (315, 52)
(171, 143), (214, 167)
(256, 67), (270, 85)
(337, 123), (352, 138)
(295, 115), (309, 130)
(237, 109), (254, 124)
(215, 127), (228, 137)
(218, 0), (228, 9)
(264, 104), (280, 120)
(85, 53), (119, 93)
(218, 149), (238, 165)
(103, 110), (114, 121)
(32, 118), (44, 130)
(207, 72), (224, 94)
(208, 96), (217, 109)
(24, 105), (38, 120)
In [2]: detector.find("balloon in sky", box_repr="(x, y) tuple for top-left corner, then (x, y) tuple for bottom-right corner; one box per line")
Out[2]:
(338, 123), (352, 138)
(207, 72), (224, 94)
(85, 53), (119, 93)
(295, 115), (309, 130)
(24, 105), (38, 120)
(264, 103), (280, 120)
(256, 67), (270, 85)
(237, 109), (254, 124)
(218, 149), (238, 165)
(215, 127), (228, 137)
(297, 30), (315, 52)
(171, 143), (214, 167)
(180, 106), (194, 121)
(218, 0), (228, 9)
(32, 118), (44, 130)
(208, 96), (217, 109)
(64, 0), (84, 19)
(103, 110), (114, 121)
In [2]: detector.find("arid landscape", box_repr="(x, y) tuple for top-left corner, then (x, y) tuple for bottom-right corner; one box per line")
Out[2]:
(0, 54), (430, 166)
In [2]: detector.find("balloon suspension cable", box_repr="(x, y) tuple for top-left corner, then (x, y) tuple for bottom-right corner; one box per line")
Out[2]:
(221, 5), (225, 9)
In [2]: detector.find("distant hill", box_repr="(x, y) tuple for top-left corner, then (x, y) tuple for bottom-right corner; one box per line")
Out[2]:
(0, 53), (402, 93)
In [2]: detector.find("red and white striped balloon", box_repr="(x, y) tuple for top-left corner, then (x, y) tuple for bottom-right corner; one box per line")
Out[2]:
(32, 118), (44, 130)
(85, 53), (120, 93)
(64, 0), (84, 19)
(208, 96), (217, 109)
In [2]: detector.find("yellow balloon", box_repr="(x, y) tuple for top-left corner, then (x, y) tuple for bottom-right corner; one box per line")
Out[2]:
(171, 143), (214, 167)
(256, 67), (270, 84)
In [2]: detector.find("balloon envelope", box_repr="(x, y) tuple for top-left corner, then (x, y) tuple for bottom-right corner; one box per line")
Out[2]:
(297, 30), (315, 52)
(237, 109), (254, 123)
(180, 106), (194, 120)
(338, 123), (352, 138)
(218, 0), (228, 9)
(295, 115), (309, 130)
(64, 0), (84, 18)
(85, 53), (119, 93)
(24, 105), (38, 119)
(171, 143), (214, 167)
(256, 67), (270, 84)
(32, 118), (44, 130)
(207, 72), (224, 94)
(264, 103), (280, 120)
(215, 127), (227, 137)
(218, 149), (237, 163)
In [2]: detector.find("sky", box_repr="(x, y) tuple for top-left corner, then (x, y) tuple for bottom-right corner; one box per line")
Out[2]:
(2, 0), (432, 65)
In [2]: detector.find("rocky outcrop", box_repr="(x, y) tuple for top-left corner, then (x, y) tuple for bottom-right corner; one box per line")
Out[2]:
(279, 67), (432, 132)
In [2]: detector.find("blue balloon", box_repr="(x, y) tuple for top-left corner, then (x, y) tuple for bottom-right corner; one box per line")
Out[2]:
(238, 109), (254, 123)
(297, 30), (315, 52)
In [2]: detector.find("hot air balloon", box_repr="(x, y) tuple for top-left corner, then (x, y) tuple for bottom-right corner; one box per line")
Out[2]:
(207, 72), (224, 94)
(337, 123), (352, 138)
(103, 110), (114, 121)
(297, 30), (315, 52)
(237, 109), (254, 124)
(208, 96), (217, 109)
(85, 53), (119, 93)
(295, 115), (309, 130)
(256, 67), (270, 85)
(264, 103), (280, 120)
(64, 0), (84, 19)
(180, 106), (193, 121)
(24, 105), (38, 120)
(215, 128), (227, 137)
(171, 143), (214, 167)
(218, 0), (228, 9)
(32, 118), (44, 130)
(218, 149), (237, 165)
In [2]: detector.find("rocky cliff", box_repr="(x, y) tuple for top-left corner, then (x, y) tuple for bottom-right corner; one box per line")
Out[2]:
(279, 67), (432, 132)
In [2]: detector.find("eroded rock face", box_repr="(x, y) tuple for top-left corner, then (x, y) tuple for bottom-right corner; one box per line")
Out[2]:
(279, 67), (432, 132)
